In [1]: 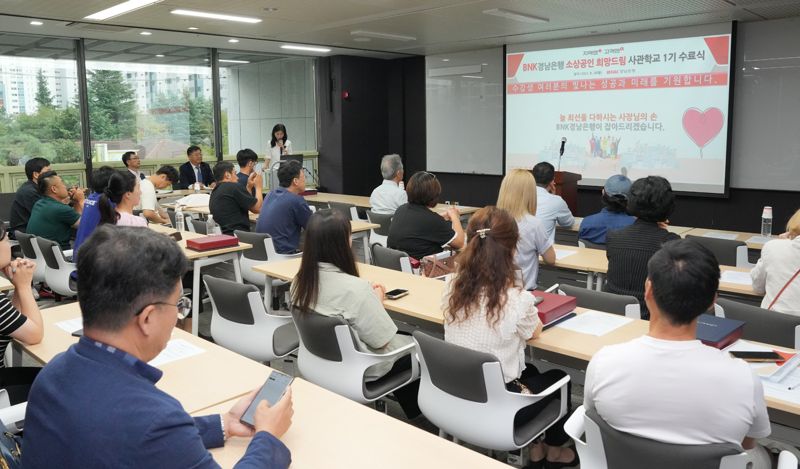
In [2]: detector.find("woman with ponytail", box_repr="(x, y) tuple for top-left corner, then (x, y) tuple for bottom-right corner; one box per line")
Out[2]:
(98, 170), (146, 227)
(442, 206), (578, 469)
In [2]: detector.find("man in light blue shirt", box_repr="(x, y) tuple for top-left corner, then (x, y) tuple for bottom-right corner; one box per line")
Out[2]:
(533, 162), (575, 244)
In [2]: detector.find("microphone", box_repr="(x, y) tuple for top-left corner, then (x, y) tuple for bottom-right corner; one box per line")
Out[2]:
(559, 137), (567, 157)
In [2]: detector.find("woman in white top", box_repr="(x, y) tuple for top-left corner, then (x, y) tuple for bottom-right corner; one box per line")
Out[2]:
(98, 171), (147, 227)
(291, 209), (420, 418)
(751, 209), (800, 316)
(497, 169), (556, 290)
(442, 206), (577, 468)
(267, 123), (293, 167)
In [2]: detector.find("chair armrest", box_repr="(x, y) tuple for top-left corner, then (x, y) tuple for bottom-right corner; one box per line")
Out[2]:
(353, 340), (417, 359)
(795, 325), (800, 350)
(0, 402), (26, 434)
(778, 450), (799, 469)
(563, 405), (586, 443)
(528, 374), (571, 398)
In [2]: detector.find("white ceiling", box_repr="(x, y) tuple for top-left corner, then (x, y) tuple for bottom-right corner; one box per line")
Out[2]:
(0, 0), (799, 58)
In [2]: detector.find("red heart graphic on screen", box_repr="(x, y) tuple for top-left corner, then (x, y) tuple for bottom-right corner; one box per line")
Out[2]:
(682, 107), (724, 148)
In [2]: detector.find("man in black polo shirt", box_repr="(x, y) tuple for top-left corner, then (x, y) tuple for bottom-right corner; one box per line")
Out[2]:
(209, 162), (263, 235)
(10, 157), (51, 237)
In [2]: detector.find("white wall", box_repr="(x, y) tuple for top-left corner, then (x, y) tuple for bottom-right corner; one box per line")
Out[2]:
(225, 57), (317, 156)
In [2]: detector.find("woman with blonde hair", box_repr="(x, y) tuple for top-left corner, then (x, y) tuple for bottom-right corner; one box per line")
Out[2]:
(751, 208), (800, 316)
(443, 206), (577, 468)
(497, 169), (556, 290)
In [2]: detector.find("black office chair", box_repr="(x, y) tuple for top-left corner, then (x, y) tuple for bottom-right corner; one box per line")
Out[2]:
(559, 284), (640, 318)
(685, 235), (751, 268)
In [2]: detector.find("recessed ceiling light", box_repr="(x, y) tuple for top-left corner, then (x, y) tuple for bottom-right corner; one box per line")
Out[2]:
(442, 59), (450, 62)
(155, 54), (165, 57)
(139, 31), (152, 35)
(228, 39), (239, 43)
(187, 26), (198, 30)
(85, 0), (163, 21)
(264, 7), (278, 12)
(462, 75), (484, 79)
(482, 8), (548, 24)
(281, 45), (331, 53)
(350, 30), (416, 42)
(220, 59), (250, 64)
(171, 9), (261, 23)
(30, 21), (44, 26)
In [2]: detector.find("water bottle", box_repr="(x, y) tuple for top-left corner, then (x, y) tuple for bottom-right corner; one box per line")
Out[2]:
(761, 206), (773, 237)
(175, 207), (185, 231)
(193, 182), (201, 193)
(206, 215), (221, 235)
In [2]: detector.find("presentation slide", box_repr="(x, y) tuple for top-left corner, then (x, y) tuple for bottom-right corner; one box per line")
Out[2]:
(506, 31), (732, 194)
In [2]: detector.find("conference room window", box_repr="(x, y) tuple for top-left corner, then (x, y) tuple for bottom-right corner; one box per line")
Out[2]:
(84, 40), (214, 162)
(218, 51), (317, 158)
(0, 33), (83, 190)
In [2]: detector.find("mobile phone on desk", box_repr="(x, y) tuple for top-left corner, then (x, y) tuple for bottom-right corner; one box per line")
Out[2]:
(729, 351), (783, 362)
(386, 288), (409, 300)
(240, 371), (294, 427)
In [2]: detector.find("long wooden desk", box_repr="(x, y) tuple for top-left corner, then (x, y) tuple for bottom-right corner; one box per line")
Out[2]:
(195, 381), (508, 469)
(22, 303), (268, 414)
(156, 188), (211, 199)
(566, 217), (695, 236)
(148, 223), (251, 336)
(684, 227), (772, 250)
(305, 192), (481, 216)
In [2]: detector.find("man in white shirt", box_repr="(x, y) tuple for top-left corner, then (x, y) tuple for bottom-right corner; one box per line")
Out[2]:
(122, 151), (144, 180)
(532, 162), (574, 244)
(369, 154), (407, 214)
(140, 166), (179, 225)
(584, 239), (772, 465)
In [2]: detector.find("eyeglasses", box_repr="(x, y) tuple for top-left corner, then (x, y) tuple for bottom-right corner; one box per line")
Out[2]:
(136, 296), (192, 320)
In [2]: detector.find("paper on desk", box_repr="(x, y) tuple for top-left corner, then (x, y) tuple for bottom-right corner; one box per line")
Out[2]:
(55, 318), (83, 334)
(148, 339), (205, 367)
(702, 231), (739, 240)
(555, 249), (578, 260)
(720, 270), (753, 286)
(746, 235), (772, 245)
(175, 193), (210, 207)
(555, 310), (633, 336)
(724, 340), (775, 354)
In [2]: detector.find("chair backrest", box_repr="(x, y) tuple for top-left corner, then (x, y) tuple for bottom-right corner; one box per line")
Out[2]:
(14, 231), (38, 259)
(413, 330), (498, 403)
(716, 297), (800, 349)
(190, 218), (208, 235)
(166, 209), (177, 228)
(234, 230), (269, 261)
(371, 244), (409, 272)
(686, 235), (745, 267)
(584, 407), (745, 469)
(560, 284), (639, 318)
(291, 309), (354, 362)
(328, 201), (357, 221)
(578, 239), (606, 250)
(366, 210), (393, 236)
(34, 237), (61, 270)
(203, 275), (257, 325)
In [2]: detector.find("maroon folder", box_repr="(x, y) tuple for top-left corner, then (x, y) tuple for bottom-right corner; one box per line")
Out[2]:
(185, 235), (239, 252)
(531, 290), (577, 325)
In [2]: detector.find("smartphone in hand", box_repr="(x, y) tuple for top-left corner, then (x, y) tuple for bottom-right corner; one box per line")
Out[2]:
(240, 371), (294, 427)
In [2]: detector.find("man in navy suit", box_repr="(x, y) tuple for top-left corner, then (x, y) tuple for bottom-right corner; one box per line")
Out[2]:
(178, 145), (214, 190)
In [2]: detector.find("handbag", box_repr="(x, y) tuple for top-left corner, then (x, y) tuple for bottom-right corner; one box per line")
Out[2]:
(0, 431), (22, 469)
(421, 250), (458, 278)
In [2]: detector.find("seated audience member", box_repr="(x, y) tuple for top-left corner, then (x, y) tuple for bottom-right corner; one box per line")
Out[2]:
(585, 239), (771, 467)
(292, 210), (420, 418)
(387, 171), (464, 260)
(369, 154), (407, 214)
(23, 226), (294, 468)
(497, 169), (556, 290)
(178, 145), (214, 190)
(122, 151), (144, 180)
(255, 160), (312, 254)
(0, 222), (44, 404)
(751, 208), (800, 316)
(605, 176), (679, 319)
(210, 161), (263, 235)
(72, 166), (116, 256)
(98, 171), (147, 227)
(27, 171), (85, 250)
(578, 174), (635, 245)
(140, 165), (179, 225)
(532, 162), (575, 243)
(236, 148), (260, 195)
(9, 157), (51, 237)
(443, 207), (577, 468)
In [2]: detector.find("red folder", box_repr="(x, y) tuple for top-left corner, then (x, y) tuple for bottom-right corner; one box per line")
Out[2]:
(531, 290), (577, 325)
(186, 235), (239, 251)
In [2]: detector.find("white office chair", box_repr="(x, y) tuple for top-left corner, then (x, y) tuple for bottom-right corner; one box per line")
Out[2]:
(291, 309), (418, 406)
(365, 210), (392, 248)
(413, 331), (569, 453)
(35, 237), (77, 297)
(558, 284), (640, 319)
(203, 275), (298, 363)
(14, 231), (47, 285)
(371, 244), (413, 273)
(564, 405), (798, 469)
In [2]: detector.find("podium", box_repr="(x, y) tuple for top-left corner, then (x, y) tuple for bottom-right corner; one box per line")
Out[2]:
(554, 171), (581, 214)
